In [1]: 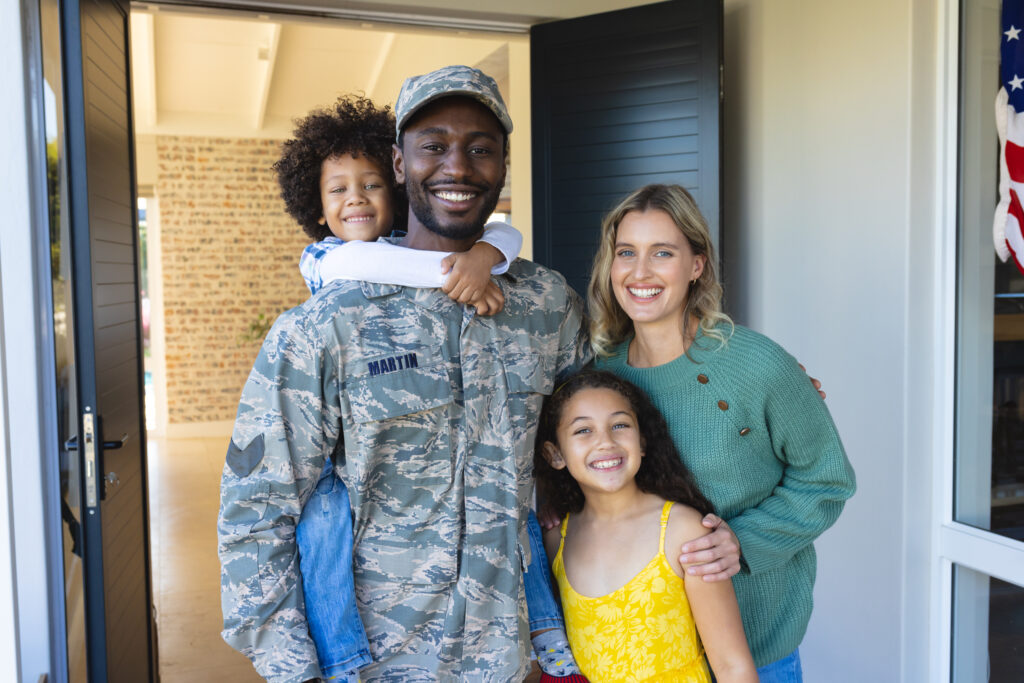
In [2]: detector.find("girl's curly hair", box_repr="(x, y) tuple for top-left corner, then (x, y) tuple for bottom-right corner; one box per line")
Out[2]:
(274, 95), (405, 241)
(535, 370), (714, 520)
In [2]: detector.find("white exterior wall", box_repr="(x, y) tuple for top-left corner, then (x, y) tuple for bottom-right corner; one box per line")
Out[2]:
(723, 0), (946, 680)
(0, 0), (954, 681)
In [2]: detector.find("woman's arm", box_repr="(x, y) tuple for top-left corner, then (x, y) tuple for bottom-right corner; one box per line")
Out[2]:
(676, 355), (841, 581)
(724, 343), (856, 575)
(669, 506), (757, 683)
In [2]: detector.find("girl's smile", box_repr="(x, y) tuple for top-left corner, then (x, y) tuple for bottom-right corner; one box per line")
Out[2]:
(545, 387), (645, 497)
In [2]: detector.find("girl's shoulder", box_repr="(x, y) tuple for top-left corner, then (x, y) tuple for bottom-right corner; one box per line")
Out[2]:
(665, 502), (707, 538)
(663, 502), (709, 576)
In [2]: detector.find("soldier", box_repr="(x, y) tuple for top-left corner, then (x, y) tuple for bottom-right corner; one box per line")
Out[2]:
(218, 66), (590, 682)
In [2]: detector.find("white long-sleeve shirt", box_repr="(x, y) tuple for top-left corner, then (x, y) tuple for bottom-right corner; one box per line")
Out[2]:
(298, 222), (523, 295)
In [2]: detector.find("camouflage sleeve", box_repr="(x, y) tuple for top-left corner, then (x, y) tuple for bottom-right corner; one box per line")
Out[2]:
(217, 309), (340, 683)
(555, 286), (592, 382)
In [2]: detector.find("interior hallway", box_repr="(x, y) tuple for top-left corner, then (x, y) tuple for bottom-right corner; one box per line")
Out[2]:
(148, 433), (261, 682)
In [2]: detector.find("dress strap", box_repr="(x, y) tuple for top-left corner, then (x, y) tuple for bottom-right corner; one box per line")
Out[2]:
(659, 501), (673, 550)
(557, 513), (570, 560)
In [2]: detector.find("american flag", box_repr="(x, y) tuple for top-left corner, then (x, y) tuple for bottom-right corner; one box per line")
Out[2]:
(996, 0), (1024, 275)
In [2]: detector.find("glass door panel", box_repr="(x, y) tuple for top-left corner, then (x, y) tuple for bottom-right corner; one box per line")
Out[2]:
(955, 0), (1024, 543)
(952, 565), (1024, 682)
(40, 0), (88, 678)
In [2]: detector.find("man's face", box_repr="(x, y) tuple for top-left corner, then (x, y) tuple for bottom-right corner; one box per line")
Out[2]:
(394, 97), (507, 241)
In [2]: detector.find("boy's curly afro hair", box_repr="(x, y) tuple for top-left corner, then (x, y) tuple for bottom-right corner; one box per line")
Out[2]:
(274, 95), (401, 241)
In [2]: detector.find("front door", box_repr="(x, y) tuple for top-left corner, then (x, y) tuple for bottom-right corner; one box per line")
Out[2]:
(37, 1), (719, 680)
(530, 0), (722, 295)
(43, 0), (154, 679)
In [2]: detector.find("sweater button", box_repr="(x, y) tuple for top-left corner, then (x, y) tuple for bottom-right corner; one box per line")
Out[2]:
(697, 374), (709, 384)
(739, 427), (751, 436)
(718, 400), (729, 411)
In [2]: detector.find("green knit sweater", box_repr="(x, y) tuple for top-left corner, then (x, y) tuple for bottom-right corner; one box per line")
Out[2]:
(595, 324), (856, 667)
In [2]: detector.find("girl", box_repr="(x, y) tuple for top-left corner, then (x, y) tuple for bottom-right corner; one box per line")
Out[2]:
(536, 370), (758, 683)
(588, 184), (856, 681)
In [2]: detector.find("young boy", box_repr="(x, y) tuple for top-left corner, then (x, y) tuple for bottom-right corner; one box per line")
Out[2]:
(272, 95), (584, 683)
(276, 94), (519, 311)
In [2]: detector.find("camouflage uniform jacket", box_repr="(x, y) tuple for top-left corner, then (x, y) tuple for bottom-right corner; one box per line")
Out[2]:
(218, 258), (590, 683)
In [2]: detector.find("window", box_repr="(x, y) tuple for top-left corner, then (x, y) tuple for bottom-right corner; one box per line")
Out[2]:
(952, 0), (1024, 679)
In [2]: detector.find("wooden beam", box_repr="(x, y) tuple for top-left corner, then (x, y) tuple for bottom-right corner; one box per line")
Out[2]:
(131, 11), (157, 128)
(253, 22), (281, 131)
(364, 32), (395, 101)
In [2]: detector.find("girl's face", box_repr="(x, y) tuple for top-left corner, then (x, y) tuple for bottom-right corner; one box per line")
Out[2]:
(319, 153), (394, 242)
(545, 387), (644, 496)
(610, 209), (705, 329)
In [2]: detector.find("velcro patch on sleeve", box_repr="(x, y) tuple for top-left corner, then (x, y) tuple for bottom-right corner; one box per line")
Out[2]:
(226, 434), (265, 478)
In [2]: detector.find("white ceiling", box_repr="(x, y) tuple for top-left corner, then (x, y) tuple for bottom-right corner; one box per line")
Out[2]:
(131, 10), (515, 138)
(130, 0), (651, 139)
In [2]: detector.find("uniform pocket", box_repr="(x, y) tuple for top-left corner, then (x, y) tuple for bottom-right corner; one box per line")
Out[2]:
(346, 357), (452, 424)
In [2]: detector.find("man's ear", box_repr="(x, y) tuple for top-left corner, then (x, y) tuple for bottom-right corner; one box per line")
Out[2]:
(542, 441), (566, 469)
(393, 143), (405, 184)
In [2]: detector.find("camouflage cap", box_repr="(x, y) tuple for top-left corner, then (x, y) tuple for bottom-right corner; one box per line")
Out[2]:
(395, 65), (513, 138)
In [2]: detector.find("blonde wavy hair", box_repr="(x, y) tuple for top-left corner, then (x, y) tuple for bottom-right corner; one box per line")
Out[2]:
(588, 184), (733, 358)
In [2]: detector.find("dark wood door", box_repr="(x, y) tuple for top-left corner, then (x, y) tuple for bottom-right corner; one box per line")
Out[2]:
(61, 0), (154, 679)
(530, 0), (722, 295)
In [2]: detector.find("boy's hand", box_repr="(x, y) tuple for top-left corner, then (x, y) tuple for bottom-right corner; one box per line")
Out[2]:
(441, 242), (506, 315)
(469, 282), (504, 316)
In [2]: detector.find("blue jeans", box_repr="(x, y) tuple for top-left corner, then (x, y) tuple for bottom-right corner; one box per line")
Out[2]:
(296, 461), (564, 677)
(296, 459), (371, 678)
(756, 649), (802, 683)
(524, 508), (562, 631)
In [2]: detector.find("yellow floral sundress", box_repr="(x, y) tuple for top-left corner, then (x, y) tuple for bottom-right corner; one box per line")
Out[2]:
(552, 501), (712, 683)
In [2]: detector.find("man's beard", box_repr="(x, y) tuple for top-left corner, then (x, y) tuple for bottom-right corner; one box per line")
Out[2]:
(406, 179), (503, 240)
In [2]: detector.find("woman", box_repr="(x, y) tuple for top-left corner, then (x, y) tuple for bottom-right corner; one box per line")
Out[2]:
(587, 184), (856, 682)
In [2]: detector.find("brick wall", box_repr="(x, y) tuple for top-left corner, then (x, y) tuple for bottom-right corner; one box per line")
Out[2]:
(156, 136), (309, 424)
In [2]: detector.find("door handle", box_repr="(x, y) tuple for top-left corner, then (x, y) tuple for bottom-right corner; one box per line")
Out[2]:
(76, 411), (128, 508)
(65, 433), (128, 451)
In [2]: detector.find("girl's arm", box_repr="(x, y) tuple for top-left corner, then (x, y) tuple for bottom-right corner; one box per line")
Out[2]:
(542, 523), (562, 567)
(669, 506), (757, 683)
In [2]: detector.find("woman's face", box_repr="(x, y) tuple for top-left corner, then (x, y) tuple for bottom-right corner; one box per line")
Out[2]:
(610, 209), (705, 329)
